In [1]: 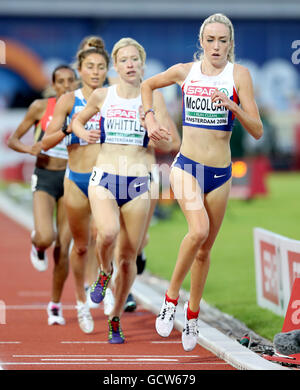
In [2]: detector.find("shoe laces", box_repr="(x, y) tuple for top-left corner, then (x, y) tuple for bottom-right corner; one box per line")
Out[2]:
(109, 317), (124, 336)
(160, 301), (176, 322)
(184, 318), (198, 337)
(77, 303), (92, 321)
(91, 270), (111, 293)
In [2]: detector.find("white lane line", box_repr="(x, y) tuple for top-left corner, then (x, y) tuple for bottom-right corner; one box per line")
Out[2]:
(6, 305), (76, 310)
(14, 354), (200, 358)
(41, 358), (107, 361)
(0, 342), (21, 344)
(111, 358), (178, 362)
(18, 291), (50, 297)
(61, 341), (181, 344)
(151, 341), (181, 344)
(0, 362), (229, 366)
(61, 341), (107, 344)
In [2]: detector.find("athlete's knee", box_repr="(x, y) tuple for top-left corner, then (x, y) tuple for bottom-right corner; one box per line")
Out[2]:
(72, 242), (89, 257)
(33, 230), (55, 249)
(118, 255), (136, 274)
(98, 228), (119, 249)
(194, 248), (211, 265)
(187, 226), (209, 248)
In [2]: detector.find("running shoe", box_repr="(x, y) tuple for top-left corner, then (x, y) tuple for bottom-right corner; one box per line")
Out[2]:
(47, 302), (65, 325)
(30, 244), (48, 272)
(124, 293), (137, 312)
(155, 298), (177, 337)
(136, 250), (146, 275)
(182, 302), (199, 351)
(86, 285), (100, 309)
(108, 316), (125, 344)
(90, 270), (112, 304)
(76, 301), (94, 334)
(30, 230), (48, 272)
(103, 288), (115, 316)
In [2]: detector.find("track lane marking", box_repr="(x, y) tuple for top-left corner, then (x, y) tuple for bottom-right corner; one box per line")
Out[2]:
(13, 354), (200, 358)
(0, 361), (230, 366)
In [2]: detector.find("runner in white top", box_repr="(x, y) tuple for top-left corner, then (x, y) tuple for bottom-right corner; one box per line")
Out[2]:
(141, 13), (263, 351)
(72, 37), (173, 344)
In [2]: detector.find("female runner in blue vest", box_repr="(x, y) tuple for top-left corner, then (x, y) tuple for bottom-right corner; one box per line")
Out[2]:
(72, 37), (173, 344)
(141, 13), (263, 351)
(42, 38), (109, 334)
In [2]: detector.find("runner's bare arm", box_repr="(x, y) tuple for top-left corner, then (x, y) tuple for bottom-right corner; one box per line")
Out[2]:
(7, 99), (46, 156)
(141, 63), (188, 141)
(211, 64), (263, 139)
(72, 89), (105, 144)
(42, 93), (74, 151)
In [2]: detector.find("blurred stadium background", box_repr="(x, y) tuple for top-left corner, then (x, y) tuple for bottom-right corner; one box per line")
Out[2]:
(0, 0), (300, 194)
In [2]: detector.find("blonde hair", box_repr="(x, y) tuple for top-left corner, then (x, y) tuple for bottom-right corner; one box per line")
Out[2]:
(196, 13), (235, 63)
(76, 36), (109, 69)
(111, 37), (146, 65)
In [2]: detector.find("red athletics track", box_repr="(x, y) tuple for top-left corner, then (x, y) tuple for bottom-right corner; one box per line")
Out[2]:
(0, 211), (236, 371)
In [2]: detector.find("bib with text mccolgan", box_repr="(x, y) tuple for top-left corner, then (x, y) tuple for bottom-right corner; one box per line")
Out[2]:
(181, 61), (239, 131)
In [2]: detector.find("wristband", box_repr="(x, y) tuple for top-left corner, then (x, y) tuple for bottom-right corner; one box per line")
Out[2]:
(61, 122), (69, 136)
(144, 108), (155, 118)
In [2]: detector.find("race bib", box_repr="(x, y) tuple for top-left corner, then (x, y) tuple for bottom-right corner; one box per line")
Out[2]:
(89, 167), (103, 186)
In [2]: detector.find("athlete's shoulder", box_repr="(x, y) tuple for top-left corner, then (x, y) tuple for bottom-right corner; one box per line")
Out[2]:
(29, 98), (48, 111)
(169, 62), (193, 75)
(90, 86), (109, 106)
(233, 63), (251, 77)
(93, 86), (108, 97)
(165, 62), (194, 85)
(27, 98), (48, 119)
(56, 90), (75, 110)
(233, 63), (252, 89)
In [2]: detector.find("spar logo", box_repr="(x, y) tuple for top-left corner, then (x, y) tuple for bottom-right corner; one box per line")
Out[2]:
(186, 86), (229, 97)
(107, 108), (136, 119)
(186, 86), (216, 97)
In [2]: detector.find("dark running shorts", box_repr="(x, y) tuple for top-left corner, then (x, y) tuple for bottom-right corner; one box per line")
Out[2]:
(31, 167), (65, 201)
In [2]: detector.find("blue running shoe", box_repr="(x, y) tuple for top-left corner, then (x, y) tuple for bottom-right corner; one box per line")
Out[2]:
(108, 317), (125, 344)
(90, 270), (112, 304)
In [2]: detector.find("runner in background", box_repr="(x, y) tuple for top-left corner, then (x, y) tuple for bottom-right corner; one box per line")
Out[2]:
(7, 65), (77, 326)
(42, 38), (110, 333)
(141, 13), (263, 351)
(72, 37), (173, 343)
(75, 36), (115, 315)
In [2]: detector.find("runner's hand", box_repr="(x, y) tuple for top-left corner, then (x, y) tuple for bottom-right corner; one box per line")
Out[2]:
(211, 88), (234, 111)
(145, 114), (171, 141)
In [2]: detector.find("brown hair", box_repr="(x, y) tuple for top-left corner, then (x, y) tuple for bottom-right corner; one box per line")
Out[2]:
(76, 36), (110, 69)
